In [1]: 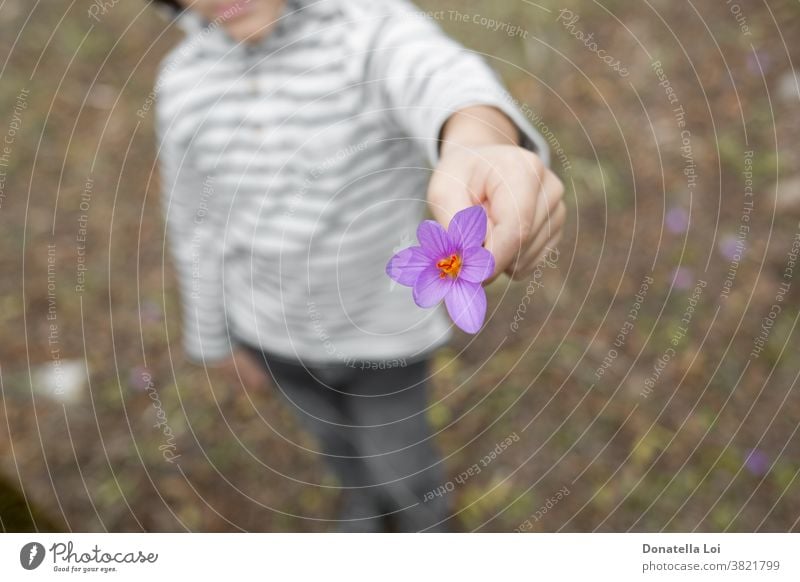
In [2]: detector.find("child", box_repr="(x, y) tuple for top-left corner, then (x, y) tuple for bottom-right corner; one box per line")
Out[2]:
(152, 0), (565, 531)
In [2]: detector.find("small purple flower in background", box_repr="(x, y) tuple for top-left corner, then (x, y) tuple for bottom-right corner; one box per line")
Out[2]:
(386, 205), (495, 334)
(718, 234), (746, 262)
(746, 50), (771, 76)
(744, 448), (770, 476)
(129, 366), (154, 392)
(671, 266), (694, 290)
(665, 207), (689, 234)
(140, 300), (163, 324)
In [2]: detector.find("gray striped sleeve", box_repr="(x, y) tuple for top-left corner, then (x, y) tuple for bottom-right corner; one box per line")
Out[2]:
(365, 0), (550, 167)
(156, 98), (232, 365)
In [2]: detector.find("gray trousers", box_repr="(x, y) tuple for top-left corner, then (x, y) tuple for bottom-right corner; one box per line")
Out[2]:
(240, 343), (451, 532)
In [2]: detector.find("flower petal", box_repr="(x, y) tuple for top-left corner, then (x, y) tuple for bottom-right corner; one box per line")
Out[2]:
(448, 205), (487, 250)
(445, 279), (487, 334)
(459, 246), (495, 283)
(413, 266), (453, 308)
(385, 246), (430, 286)
(417, 220), (452, 259)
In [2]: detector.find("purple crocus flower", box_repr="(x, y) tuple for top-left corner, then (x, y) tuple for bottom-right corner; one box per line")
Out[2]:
(746, 50), (771, 76)
(386, 205), (495, 333)
(671, 266), (694, 290)
(129, 366), (154, 392)
(665, 207), (689, 234)
(140, 300), (163, 324)
(719, 234), (745, 262)
(744, 448), (770, 476)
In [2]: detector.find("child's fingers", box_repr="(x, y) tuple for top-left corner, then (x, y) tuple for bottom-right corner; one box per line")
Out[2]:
(506, 201), (566, 280)
(426, 155), (484, 229)
(532, 170), (566, 235)
(494, 167), (563, 278)
(483, 152), (545, 274)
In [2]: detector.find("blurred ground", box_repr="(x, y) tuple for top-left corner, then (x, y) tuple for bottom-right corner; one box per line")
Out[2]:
(0, 0), (799, 531)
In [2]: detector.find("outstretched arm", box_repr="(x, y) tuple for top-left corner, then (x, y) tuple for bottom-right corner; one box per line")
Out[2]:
(430, 105), (565, 282)
(364, 1), (565, 281)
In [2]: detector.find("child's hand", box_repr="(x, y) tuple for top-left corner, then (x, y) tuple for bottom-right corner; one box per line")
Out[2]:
(428, 107), (566, 283)
(216, 346), (272, 392)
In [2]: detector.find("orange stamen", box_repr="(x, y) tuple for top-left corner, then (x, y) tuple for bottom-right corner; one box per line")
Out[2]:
(436, 254), (462, 279)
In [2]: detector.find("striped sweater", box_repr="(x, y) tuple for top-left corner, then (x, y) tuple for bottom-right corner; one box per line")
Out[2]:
(156, 0), (549, 366)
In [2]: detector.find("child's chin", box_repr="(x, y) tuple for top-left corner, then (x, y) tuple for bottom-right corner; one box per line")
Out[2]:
(223, 21), (275, 44)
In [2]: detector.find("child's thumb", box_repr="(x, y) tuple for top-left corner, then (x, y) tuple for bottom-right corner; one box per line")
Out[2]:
(425, 164), (479, 230)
